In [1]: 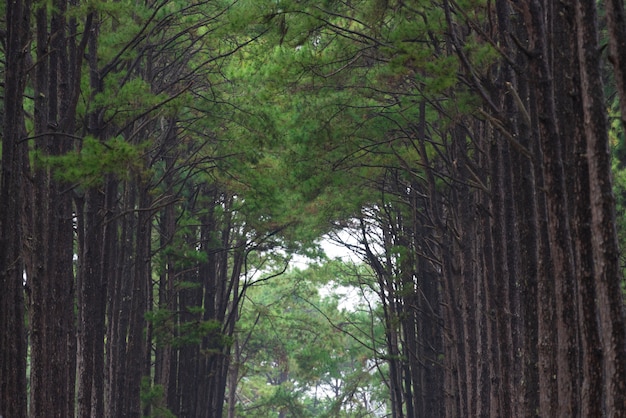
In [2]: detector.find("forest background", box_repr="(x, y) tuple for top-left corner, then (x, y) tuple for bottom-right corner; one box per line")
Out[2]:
(3, 0), (626, 417)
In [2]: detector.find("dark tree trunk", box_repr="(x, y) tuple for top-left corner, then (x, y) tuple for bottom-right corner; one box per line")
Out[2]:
(451, 127), (478, 418)
(154, 121), (178, 412)
(361, 215), (404, 418)
(419, 104), (453, 417)
(511, 78), (541, 418)
(440, 238), (468, 418)
(535, 170), (559, 418)
(76, 186), (105, 418)
(481, 196), (502, 418)
(106, 182), (136, 417)
(489, 122), (514, 418)
(28, 4), (52, 416)
(0, 2), (31, 417)
(517, 55), (559, 418)
(412, 103), (445, 418)
(576, 1), (626, 414)
(123, 182), (152, 418)
(28, 1), (80, 415)
(76, 182), (113, 418)
(520, 2), (581, 415)
(472, 153), (491, 417)
(76, 15), (109, 417)
(552, 2), (604, 416)
(415, 256), (444, 418)
(177, 266), (203, 417)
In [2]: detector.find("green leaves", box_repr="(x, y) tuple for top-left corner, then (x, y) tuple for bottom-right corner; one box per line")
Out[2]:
(140, 377), (176, 418)
(233, 262), (388, 416)
(146, 307), (227, 350)
(41, 135), (144, 185)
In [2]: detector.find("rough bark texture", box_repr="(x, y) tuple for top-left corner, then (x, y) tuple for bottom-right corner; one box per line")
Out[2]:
(28, 1), (79, 415)
(577, 1), (626, 415)
(520, 2), (581, 415)
(555, 2), (604, 416)
(1, 2), (31, 416)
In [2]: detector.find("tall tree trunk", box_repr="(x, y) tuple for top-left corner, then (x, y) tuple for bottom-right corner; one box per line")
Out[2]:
(410, 103), (445, 418)
(28, 4), (52, 415)
(106, 182), (136, 417)
(511, 81), (541, 417)
(153, 118), (179, 414)
(489, 125), (514, 418)
(122, 181), (152, 418)
(28, 1), (78, 415)
(552, 2), (604, 416)
(481, 195), (502, 418)
(361, 215), (405, 418)
(77, 15), (108, 417)
(452, 127), (478, 418)
(440, 238), (468, 418)
(177, 266), (203, 417)
(521, 1), (581, 414)
(76, 181), (113, 418)
(415, 128), (458, 416)
(576, 1), (626, 414)
(0, 1), (31, 416)
(77, 186), (105, 418)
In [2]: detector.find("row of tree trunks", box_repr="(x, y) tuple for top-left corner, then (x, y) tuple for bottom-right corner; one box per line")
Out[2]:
(520, 3), (582, 414)
(27, 0), (89, 416)
(355, 0), (626, 416)
(428, 0), (626, 416)
(2, 2), (248, 415)
(553, 2), (604, 416)
(4, 0), (626, 416)
(358, 167), (446, 418)
(154, 118), (179, 412)
(576, 1), (626, 412)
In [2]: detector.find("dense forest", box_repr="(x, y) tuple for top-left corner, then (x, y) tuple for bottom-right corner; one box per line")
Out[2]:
(3, 0), (626, 417)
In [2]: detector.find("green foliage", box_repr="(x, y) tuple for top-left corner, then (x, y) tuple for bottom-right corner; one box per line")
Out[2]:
(146, 308), (227, 350)
(9, 0), (494, 414)
(39, 135), (144, 185)
(140, 376), (176, 418)
(609, 97), (626, 276)
(93, 78), (167, 125)
(220, 0), (492, 255)
(233, 262), (388, 416)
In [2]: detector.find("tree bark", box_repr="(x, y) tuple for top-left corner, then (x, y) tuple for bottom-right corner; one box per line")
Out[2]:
(520, 1), (581, 415)
(28, 1), (78, 415)
(553, 2), (604, 416)
(576, 1), (626, 415)
(0, 2), (31, 417)
(76, 15), (109, 417)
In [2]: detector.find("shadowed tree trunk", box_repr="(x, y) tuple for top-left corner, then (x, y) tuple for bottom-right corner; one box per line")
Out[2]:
(553, 2), (604, 416)
(576, 1), (626, 415)
(27, 0), (88, 415)
(520, 2), (581, 415)
(76, 13), (109, 417)
(0, 1), (31, 417)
